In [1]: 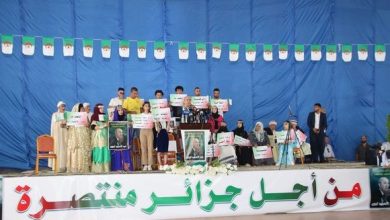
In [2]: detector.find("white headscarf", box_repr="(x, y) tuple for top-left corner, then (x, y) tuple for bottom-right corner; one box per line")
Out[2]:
(253, 121), (265, 141)
(57, 101), (65, 108)
(71, 103), (81, 112)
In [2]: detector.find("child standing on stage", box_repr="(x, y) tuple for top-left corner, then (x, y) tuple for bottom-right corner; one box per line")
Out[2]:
(140, 102), (154, 171)
(276, 121), (298, 166)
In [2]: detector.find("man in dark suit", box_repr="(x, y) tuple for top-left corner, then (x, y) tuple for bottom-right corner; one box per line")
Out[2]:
(307, 103), (327, 163)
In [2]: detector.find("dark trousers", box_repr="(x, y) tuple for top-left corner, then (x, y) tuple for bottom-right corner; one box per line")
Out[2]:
(310, 132), (325, 162)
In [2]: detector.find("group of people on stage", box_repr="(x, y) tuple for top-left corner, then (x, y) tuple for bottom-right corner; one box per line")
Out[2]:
(50, 83), (335, 173)
(356, 134), (390, 167)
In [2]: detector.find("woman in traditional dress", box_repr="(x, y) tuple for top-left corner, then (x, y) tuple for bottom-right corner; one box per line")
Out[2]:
(49, 101), (68, 172)
(249, 122), (273, 166)
(66, 103), (91, 173)
(233, 120), (252, 166)
(91, 103), (110, 173)
(111, 106), (133, 172)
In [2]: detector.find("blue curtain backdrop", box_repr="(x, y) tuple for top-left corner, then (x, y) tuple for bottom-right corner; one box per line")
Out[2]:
(0, 0), (389, 169)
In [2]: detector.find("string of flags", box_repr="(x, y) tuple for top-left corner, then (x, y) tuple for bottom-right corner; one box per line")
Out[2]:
(0, 34), (387, 62)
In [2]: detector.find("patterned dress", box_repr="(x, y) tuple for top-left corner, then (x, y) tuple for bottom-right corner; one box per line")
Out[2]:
(91, 121), (111, 173)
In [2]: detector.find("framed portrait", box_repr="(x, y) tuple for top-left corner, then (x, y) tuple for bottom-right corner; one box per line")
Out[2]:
(108, 121), (129, 150)
(181, 129), (210, 162)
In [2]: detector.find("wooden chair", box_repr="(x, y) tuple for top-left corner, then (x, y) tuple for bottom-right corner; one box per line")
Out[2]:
(35, 135), (57, 174)
(293, 147), (305, 165)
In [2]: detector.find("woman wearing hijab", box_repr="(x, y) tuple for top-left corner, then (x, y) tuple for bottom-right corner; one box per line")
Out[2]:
(111, 106), (133, 172)
(66, 103), (91, 173)
(233, 120), (252, 166)
(91, 103), (110, 173)
(249, 121), (273, 166)
(207, 106), (224, 142)
(49, 101), (68, 172)
(276, 121), (298, 166)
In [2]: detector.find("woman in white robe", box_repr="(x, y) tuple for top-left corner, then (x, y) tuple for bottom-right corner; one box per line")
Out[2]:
(49, 101), (68, 172)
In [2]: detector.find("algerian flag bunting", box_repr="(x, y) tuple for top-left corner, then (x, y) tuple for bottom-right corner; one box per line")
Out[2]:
(119, 40), (129, 58)
(137, 41), (147, 59)
(101, 39), (111, 59)
(42, 37), (54, 57)
(212, 42), (222, 59)
(278, 44), (288, 60)
(196, 42), (206, 60)
(63, 38), (74, 57)
(245, 44), (256, 61)
(154, 41), (165, 60)
(1, 34), (13, 55)
(311, 44), (321, 61)
(294, 44), (304, 61)
(342, 44), (352, 62)
(83, 39), (93, 58)
(375, 44), (386, 62)
(22, 36), (35, 56)
(178, 42), (189, 60)
(229, 43), (239, 62)
(326, 44), (337, 62)
(263, 44), (272, 61)
(357, 44), (368, 61)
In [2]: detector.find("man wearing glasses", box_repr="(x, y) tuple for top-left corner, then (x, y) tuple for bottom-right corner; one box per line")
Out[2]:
(108, 87), (125, 121)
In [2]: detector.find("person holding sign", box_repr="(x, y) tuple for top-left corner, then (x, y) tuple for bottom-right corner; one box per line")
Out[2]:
(171, 85), (185, 118)
(249, 122), (273, 166)
(108, 87), (125, 121)
(233, 120), (252, 166)
(66, 103), (91, 173)
(140, 102), (155, 171)
(49, 101), (68, 172)
(275, 121), (298, 166)
(123, 87), (143, 138)
(207, 106), (224, 137)
(111, 106), (133, 172)
(90, 104), (110, 173)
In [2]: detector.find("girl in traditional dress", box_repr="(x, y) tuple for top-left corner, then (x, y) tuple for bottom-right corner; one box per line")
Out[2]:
(91, 103), (110, 173)
(276, 121), (298, 166)
(49, 101), (68, 172)
(111, 106), (133, 171)
(66, 103), (91, 173)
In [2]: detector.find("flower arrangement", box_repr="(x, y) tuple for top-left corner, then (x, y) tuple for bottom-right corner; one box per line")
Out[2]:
(165, 159), (237, 176)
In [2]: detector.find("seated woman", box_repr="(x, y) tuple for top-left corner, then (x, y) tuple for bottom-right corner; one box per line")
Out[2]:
(276, 121), (298, 166)
(249, 122), (273, 166)
(233, 120), (252, 167)
(111, 106), (133, 172)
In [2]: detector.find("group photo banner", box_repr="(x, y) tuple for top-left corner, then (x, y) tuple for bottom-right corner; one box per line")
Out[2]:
(3, 169), (371, 220)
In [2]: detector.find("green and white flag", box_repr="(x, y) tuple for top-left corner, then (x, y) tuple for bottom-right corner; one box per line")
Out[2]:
(229, 43), (239, 62)
(196, 42), (206, 60)
(137, 41), (147, 59)
(83, 38), (93, 58)
(294, 44), (304, 61)
(22, 36), (35, 56)
(1, 34), (13, 54)
(119, 40), (129, 58)
(357, 44), (368, 61)
(326, 44), (337, 62)
(101, 39), (111, 59)
(375, 44), (386, 62)
(63, 38), (74, 57)
(278, 44), (288, 60)
(311, 44), (321, 61)
(42, 37), (54, 57)
(212, 42), (221, 59)
(154, 41), (165, 60)
(342, 44), (352, 62)
(263, 44), (272, 61)
(178, 42), (189, 60)
(245, 44), (256, 62)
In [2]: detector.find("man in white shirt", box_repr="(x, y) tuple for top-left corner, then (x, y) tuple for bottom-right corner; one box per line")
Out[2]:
(307, 103), (327, 163)
(108, 87), (125, 121)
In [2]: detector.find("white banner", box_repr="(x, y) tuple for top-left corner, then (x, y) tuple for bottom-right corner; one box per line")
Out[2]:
(170, 94), (187, 107)
(3, 169), (370, 220)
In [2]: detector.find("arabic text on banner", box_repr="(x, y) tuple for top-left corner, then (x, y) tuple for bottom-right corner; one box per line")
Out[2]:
(65, 112), (88, 126)
(191, 96), (209, 109)
(217, 132), (234, 146)
(233, 135), (252, 146)
(152, 108), (171, 122)
(149, 99), (168, 110)
(252, 146), (273, 159)
(131, 114), (154, 129)
(170, 94), (187, 107)
(210, 99), (229, 112)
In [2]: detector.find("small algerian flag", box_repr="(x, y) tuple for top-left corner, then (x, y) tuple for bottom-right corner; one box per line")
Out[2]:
(311, 44), (321, 61)
(294, 44), (304, 61)
(119, 40), (129, 58)
(263, 44), (272, 61)
(342, 44), (352, 62)
(63, 38), (74, 57)
(357, 44), (368, 61)
(375, 44), (386, 62)
(212, 42), (221, 59)
(245, 44), (256, 62)
(178, 42), (189, 60)
(42, 37), (54, 56)
(1, 34), (13, 54)
(154, 41), (165, 60)
(22, 36), (35, 56)
(83, 38), (93, 58)
(229, 43), (239, 62)
(279, 44), (288, 60)
(326, 44), (337, 62)
(101, 39), (111, 59)
(137, 41), (147, 59)
(196, 42), (206, 60)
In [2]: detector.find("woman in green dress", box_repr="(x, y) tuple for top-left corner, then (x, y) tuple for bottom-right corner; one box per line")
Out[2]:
(90, 103), (110, 173)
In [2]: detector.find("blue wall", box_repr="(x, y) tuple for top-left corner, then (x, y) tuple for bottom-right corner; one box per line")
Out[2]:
(0, 0), (390, 169)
